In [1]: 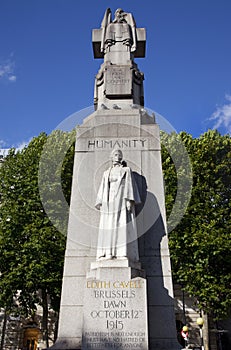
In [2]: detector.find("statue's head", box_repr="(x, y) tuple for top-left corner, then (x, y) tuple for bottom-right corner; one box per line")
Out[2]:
(114, 8), (125, 23)
(111, 149), (123, 164)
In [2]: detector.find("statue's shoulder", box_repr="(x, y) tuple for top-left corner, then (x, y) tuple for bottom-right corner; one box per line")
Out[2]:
(122, 166), (132, 173)
(103, 167), (112, 176)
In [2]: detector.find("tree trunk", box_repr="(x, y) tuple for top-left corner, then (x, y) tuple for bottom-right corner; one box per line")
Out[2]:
(202, 311), (210, 350)
(0, 310), (7, 350)
(41, 288), (49, 348)
(54, 311), (59, 342)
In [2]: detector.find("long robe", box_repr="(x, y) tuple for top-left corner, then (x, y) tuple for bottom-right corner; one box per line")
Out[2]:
(95, 165), (141, 261)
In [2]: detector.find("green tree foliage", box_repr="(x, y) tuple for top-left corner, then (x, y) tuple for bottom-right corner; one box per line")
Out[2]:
(161, 130), (231, 320)
(0, 130), (75, 342)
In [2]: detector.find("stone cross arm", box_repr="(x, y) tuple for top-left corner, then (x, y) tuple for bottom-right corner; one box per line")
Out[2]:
(92, 26), (146, 59)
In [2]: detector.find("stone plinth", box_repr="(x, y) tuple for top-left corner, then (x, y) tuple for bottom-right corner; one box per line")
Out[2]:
(83, 262), (148, 350)
(49, 108), (182, 349)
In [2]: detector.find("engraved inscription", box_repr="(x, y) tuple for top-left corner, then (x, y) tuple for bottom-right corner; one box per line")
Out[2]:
(105, 66), (132, 96)
(84, 279), (147, 349)
(88, 139), (147, 149)
(106, 68), (129, 85)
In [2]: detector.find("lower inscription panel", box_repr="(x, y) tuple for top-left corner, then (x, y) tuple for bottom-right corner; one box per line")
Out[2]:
(83, 277), (148, 350)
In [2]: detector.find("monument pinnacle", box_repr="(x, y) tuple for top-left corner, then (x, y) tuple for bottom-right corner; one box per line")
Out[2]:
(92, 8), (146, 110)
(47, 9), (182, 350)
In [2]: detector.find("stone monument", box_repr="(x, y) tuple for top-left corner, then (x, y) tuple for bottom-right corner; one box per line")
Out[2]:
(49, 8), (182, 350)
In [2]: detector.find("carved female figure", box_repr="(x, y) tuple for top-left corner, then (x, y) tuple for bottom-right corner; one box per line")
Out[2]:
(95, 149), (140, 261)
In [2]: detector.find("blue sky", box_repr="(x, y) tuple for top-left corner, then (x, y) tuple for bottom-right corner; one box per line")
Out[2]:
(0, 0), (231, 150)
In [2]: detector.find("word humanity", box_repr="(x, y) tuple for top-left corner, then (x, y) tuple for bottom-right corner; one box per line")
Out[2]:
(88, 139), (147, 149)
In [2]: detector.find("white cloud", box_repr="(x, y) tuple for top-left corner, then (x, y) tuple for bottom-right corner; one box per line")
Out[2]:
(0, 138), (33, 157)
(0, 58), (17, 82)
(15, 141), (29, 150)
(13, 137), (33, 150)
(0, 139), (7, 148)
(0, 148), (10, 157)
(8, 75), (17, 82)
(209, 94), (231, 134)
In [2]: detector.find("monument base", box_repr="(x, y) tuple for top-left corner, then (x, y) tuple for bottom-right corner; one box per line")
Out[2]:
(87, 258), (145, 279)
(83, 260), (149, 350)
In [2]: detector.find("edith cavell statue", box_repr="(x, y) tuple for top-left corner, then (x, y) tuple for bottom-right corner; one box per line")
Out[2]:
(95, 149), (141, 262)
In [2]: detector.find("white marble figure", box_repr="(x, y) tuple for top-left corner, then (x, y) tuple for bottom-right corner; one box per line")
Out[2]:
(95, 149), (141, 261)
